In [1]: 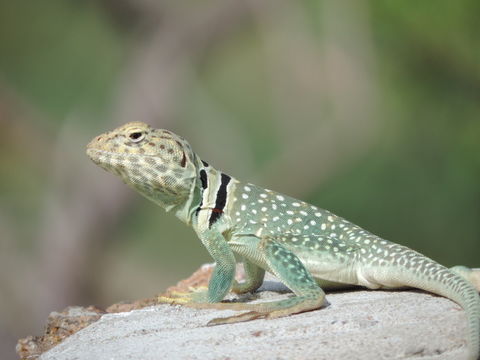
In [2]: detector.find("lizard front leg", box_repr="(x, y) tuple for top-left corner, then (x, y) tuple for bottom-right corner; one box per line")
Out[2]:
(159, 228), (236, 305)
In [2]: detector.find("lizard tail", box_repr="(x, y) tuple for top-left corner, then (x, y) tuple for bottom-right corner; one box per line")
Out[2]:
(399, 263), (480, 360)
(438, 273), (480, 360)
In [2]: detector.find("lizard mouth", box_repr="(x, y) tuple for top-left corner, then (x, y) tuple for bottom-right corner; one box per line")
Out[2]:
(85, 147), (122, 167)
(85, 147), (109, 164)
(85, 147), (130, 178)
(86, 147), (159, 162)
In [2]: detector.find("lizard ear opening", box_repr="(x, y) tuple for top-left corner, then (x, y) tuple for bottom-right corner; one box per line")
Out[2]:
(180, 151), (187, 167)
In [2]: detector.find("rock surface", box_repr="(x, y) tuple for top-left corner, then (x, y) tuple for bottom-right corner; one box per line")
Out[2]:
(16, 306), (105, 360)
(20, 265), (470, 360)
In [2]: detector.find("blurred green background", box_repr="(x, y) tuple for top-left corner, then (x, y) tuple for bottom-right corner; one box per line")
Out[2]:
(1, 0), (479, 358)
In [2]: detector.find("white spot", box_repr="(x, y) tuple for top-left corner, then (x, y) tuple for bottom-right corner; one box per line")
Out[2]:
(331, 225), (336, 230)
(242, 194), (249, 199)
(315, 212), (322, 217)
(286, 210), (294, 215)
(261, 207), (267, 212)
(364, 239), (370, 244)
(276, 195), (285, 201)
(300, 211), (308, 216)
(244, 186), (251, 192)
(249, 220), (257, 224)
(292, 202), (301, 207)
(287, 219), (293, 225)
(272, 204), (278, 210)
(273, 216), (280, 222)
(251, 209), (257, 215)
(260, 193), (267, 198)
(303, 225), (310, 230)
(328, 216), (334, 222)
(321, 223), (327, 230)
(235, 212), (240, 216)
(310, 220), (316, 226)
(258, 199), (264, 204)
(241, 205), (246, 211)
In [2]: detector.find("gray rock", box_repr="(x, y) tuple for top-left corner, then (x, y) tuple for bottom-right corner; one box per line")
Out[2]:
(39, 281), (469, 360)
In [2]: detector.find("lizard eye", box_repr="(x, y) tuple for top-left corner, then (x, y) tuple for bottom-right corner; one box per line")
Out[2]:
(129, 131), (145, 143)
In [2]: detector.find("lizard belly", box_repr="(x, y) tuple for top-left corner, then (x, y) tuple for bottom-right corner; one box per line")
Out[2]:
(296, 252), (358, 285)
(354, 266), (407, 289)
(297, 251), (400, 289)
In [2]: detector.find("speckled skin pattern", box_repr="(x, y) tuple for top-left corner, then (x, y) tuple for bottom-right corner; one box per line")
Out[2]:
(87, 122), (480, 359)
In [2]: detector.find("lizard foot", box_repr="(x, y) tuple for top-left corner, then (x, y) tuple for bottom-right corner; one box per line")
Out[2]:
(158, 286), (209, 305)
(158, 287), (250, 310)
(159, 288), (271, 325)
(206, 295), (327, 325)
(466, 268), (480, 291)
(207, 311), (264, 326)
(206, 297), (325, 326)
(451, 266), (480, 292)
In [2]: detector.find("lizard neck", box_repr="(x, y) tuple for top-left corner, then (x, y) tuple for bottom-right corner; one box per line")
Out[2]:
(181, 159), (238, 232)
(173, 155), (204, 225)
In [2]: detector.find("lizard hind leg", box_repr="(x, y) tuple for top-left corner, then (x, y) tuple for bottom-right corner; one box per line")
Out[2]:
(231, 260), (265, 295)
(450, 266), (480, 292)
(208, 238), (327, 326)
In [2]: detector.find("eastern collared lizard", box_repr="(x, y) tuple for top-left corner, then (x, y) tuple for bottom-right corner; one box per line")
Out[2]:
(87, 122), (480, 359)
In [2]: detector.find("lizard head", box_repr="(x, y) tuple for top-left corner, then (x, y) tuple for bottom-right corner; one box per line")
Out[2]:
(86, 122), (198, 211)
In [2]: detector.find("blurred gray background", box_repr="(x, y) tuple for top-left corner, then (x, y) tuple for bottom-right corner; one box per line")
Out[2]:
(1, 1), (479, 359)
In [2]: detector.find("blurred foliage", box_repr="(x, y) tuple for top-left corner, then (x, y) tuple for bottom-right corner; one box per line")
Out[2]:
(0, 1), (125, 120)
(311, 1), (480, 261)
(1, 1), (480, 359)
